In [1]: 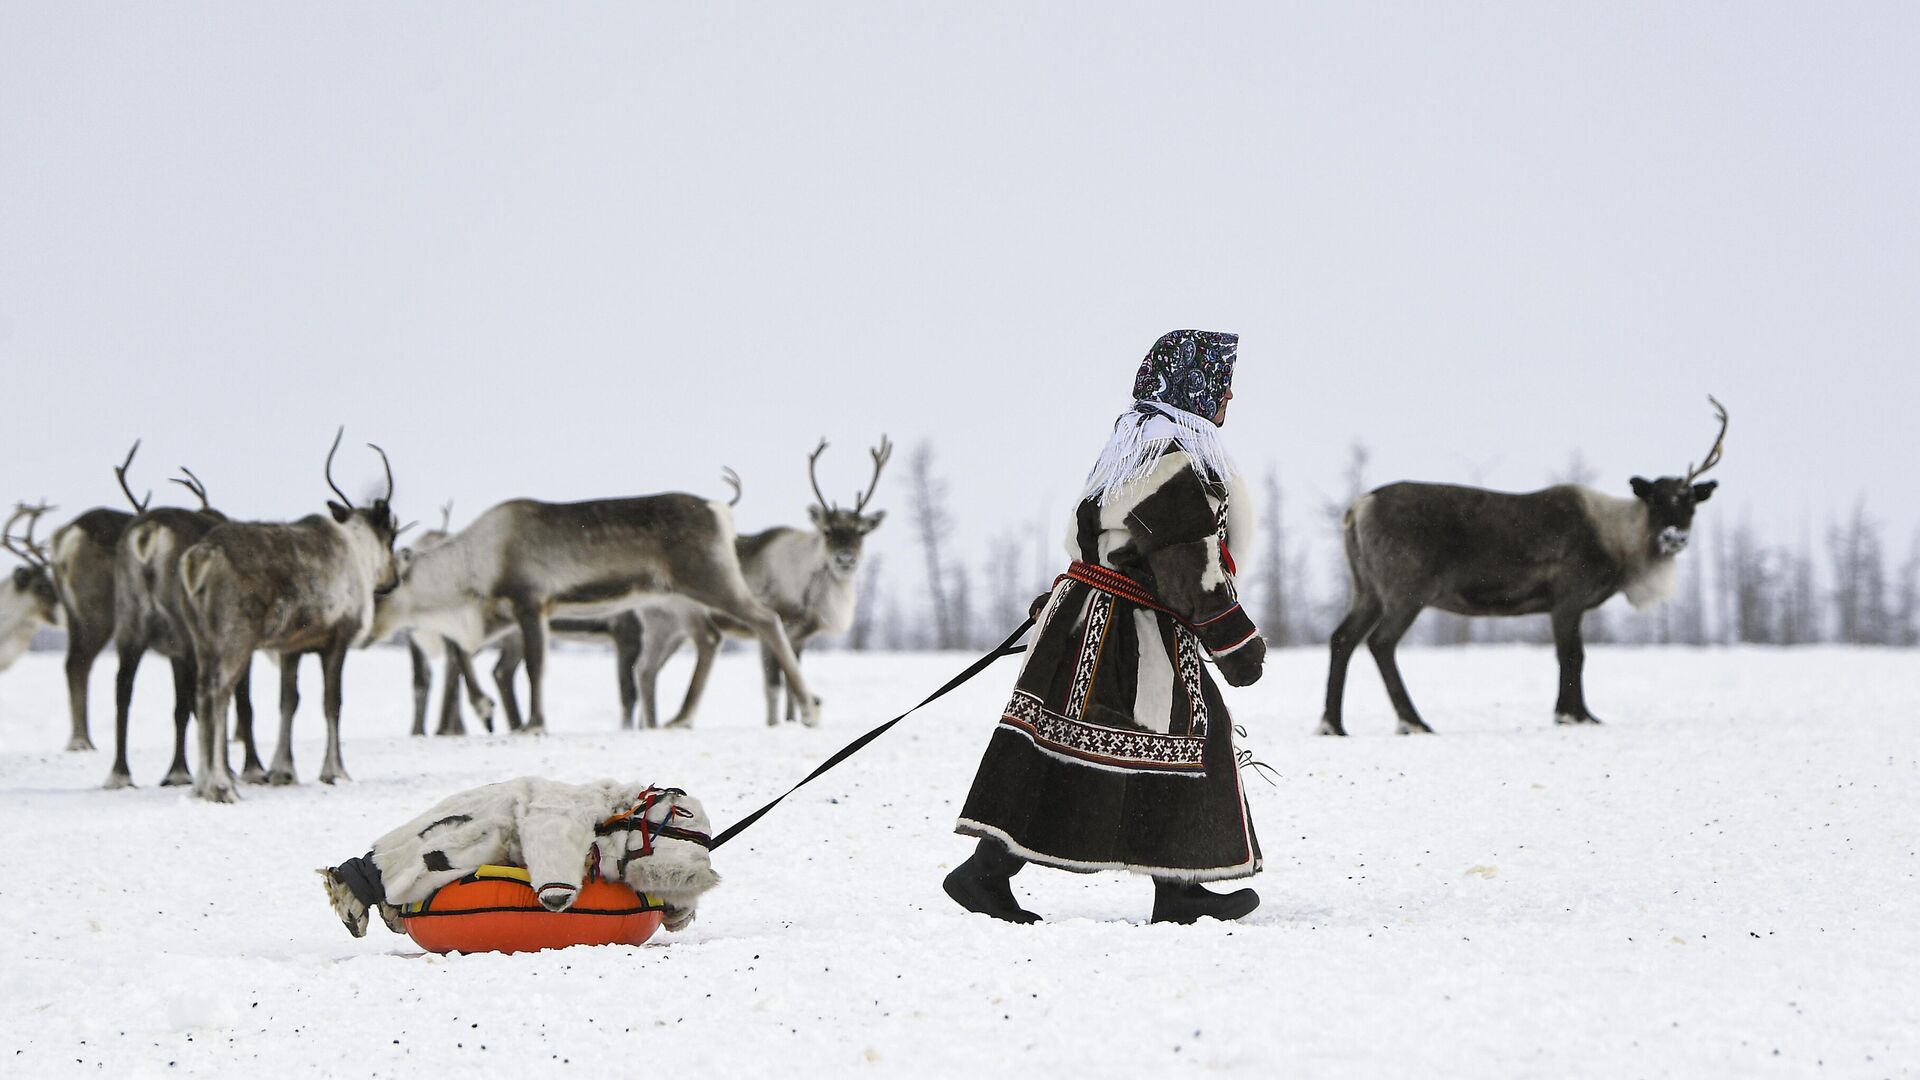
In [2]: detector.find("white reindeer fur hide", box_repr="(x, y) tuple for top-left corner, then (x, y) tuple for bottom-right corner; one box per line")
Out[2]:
(368, 776), (719, 931)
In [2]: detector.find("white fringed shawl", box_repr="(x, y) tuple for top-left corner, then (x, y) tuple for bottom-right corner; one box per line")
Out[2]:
(1082, 400), (1240, 506)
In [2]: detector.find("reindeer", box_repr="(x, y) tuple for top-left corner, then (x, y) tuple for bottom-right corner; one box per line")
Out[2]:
(1321, 398), (1728, 736)
(104, 467), (258, 789)
(487, 469), (740, 731)
(633, 437), (891, 729)
(369, 477), (819, 733)
(0, 505), (62, 673)
(178, 431), (401, 802)
(400, 503), (496, 737)
(43, 442), (150, 751)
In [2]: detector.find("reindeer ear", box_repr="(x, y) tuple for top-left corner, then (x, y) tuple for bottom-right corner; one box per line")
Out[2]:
(861, 510), (885, 532)
(1691, 481), (1718, 503)
(808, 505), (827, 527)
(328, 501), (352, 524)
(1629, 477), (1654, 501)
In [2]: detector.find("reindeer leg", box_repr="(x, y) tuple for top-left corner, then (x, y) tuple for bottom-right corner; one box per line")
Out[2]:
(613, 616), (641, 730)
(64, 630), (105, 751)
(783, 640), (808, 723)
(512, 601), (550, 734)
(233, 659), (264, 781)
(162, 656), (196, 786)
(453, 645), (495, 732)
(493, 633), (524, 732)
(435, 639), (466, 736)
(1367, 603), (1434, 735)
(638, 615), (689, 730)
(1551, 606), (1602, 725)
(1321, 591), (1384, 737)
(318, 638), (350, 784)
(195, 656), (241, 803)
(407, 635), (431, 737)
(757, 643), (784, 727)
(227, 653), (252, 742)
(103, 639), (143, 788)
(269, 652), (300, 785)
(667, 624), (719, 729)
(687, 578), (819, 727)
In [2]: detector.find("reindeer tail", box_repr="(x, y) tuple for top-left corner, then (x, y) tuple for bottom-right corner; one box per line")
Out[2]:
(179, 545), (218, 611)
(1340, 495), (1374, 597)
(126, 520), (174, 591)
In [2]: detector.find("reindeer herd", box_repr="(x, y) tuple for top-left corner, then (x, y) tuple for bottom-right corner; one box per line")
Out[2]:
(3, 399), (1731, 803)
(0, 432), (894, 802)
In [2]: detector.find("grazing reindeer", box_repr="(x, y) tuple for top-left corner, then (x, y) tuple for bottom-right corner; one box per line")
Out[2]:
(400, 503), (496, 737)
(634, 437), (892, 728)
(43, 442), (150, 751)
(370, 477), (819, 733)
(1, 505), (62, 673)
(1322, 398), (1728, 735)
(179, 431), (400, 802)
(105, 467), (258, 789)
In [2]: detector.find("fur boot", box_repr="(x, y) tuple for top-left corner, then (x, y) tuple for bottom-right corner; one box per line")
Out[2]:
(943, 838), (1040, 924)
(1150, 878), (1259, 924)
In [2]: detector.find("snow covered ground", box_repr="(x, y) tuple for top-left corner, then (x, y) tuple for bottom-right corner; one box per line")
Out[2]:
(1, 642), (1915, 1077)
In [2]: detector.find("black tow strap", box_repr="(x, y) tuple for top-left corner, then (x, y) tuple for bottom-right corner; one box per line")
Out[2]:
(709, 616), (1036, 851)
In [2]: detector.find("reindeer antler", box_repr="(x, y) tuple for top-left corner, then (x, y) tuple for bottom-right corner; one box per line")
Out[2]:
(171, 467), (212, 512)
(324, 427), (352, 507)
(806, 438), (832, 512)
(115, 440), (151, 513)
(853, 434), (893, 513)
(721, 467), (743, 508)
(2, 502), (55, 569)
(368, 443), (395, 504)
(438, 501), (453, 534)
(1684, 396), (1729, 484)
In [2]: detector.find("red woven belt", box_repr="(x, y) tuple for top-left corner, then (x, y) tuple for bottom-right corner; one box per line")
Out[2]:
(1061, 561), (1182, 621)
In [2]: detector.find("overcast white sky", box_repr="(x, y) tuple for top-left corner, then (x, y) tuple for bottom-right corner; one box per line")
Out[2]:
(3, 4), (1916, 595)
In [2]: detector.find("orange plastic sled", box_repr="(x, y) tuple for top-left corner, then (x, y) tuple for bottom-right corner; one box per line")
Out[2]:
(400, 865), (666, 955)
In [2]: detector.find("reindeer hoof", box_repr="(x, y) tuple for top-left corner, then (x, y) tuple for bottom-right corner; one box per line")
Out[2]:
(1554, 713), (1603, 726)
(102, 771), (134, 790)
(199, 783), (240, 804)
(67, 735), (96, 752)
(240, 764), (268, 785)
(319, 768), (351, 786)
(1316, 718), (1347, 737)
(268, 768), (297, 786)
(1396, 719), (1436, 735)
(160, 769), (193, 787)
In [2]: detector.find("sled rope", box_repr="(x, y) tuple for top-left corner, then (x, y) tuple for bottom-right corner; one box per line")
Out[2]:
(709, 617), (1036, 850)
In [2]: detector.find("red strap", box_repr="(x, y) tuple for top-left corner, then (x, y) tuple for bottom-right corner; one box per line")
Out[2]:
(1219, 541), (1236, 576)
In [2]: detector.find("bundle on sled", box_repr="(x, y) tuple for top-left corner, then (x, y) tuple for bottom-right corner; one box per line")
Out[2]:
(320, 777), (718, 954)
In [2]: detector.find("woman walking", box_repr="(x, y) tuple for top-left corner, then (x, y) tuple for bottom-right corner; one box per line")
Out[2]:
(947, 329), (1267, 924)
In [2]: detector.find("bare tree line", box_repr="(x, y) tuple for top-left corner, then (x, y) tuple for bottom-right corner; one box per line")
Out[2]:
(849, 441), (1920, 651)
